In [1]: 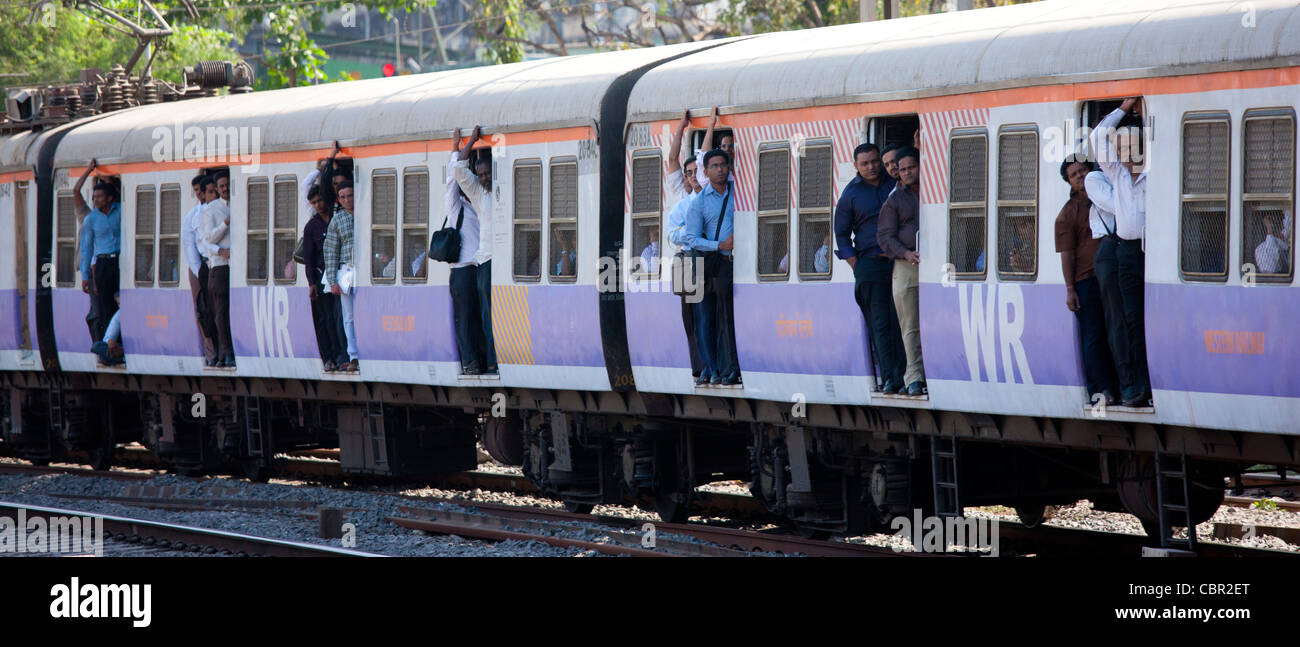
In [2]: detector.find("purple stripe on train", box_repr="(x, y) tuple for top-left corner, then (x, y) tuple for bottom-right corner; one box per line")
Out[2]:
(522, 284), (605, 367)
(1146, 283), (1299, 398)
(52, 289), (94, 355)
(121, 288), (205, 357)
(0, 290), (19, 351)
(733, 283), (871, 377)
(919, 282), (1084, 387)
(626, 282), (872, 376)
(347, 285), (458, 363)
(625, 284), (692, 368)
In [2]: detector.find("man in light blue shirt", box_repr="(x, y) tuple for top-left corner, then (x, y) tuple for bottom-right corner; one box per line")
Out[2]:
(683, 149), (739, 386)
(73, 160), (121, 342)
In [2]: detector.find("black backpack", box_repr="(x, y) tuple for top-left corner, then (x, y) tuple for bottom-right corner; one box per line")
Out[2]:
(429, 202), (465, 263)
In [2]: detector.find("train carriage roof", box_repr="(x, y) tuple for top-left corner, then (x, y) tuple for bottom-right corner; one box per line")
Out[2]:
(629, 0), (1300, 119)
(52, 39), (721, 166)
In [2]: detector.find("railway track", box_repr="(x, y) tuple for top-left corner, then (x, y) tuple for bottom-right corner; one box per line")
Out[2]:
(5, 457), (1297, 557)
(0, 501), (382, 557)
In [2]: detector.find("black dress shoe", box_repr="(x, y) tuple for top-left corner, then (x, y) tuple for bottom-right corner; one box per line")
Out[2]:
(206, 357), (219, 367)
(484, 365), (498, 374)
(906, 381), (926, 396)
(695, 374), (711, 386)
(1121, 391), (1150, 408)
(721, 375), (742, 386)
(462, 363), (483, 375)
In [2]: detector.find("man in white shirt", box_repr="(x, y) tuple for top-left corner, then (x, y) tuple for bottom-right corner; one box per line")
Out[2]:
(1254, 211), (1292, 275)
(199, 171), (235, 368)
(452, 125), (497, 374)
(662, 111), (704, 378)
(1088, 97), (1150, 407)
(183, 174), (218, 365)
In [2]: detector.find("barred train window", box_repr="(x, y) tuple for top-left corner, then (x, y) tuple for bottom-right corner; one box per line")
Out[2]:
(798, 141), (834, 279)
(630, 152), (661, 277)
(1241, 109), (1295, 282)
(996, 126), (1038, 280)
(1179, 113), (1230, 280)
(134, 186), (156, 286)
(549, 158), (578, 281)
(246, 178), (269, 283)
(371, 170), (397, 281)
(756, 143), (790, 281)
(513, 160), (543, 281)
(948, 130), (988, 278)
(273, 176), (297, 284)
(56, 191), (76, 287)
(158, 185), (181, 286)
(401, 168), (429, 282)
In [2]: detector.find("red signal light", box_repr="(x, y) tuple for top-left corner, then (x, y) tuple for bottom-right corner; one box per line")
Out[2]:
(382, 63), (396, 77)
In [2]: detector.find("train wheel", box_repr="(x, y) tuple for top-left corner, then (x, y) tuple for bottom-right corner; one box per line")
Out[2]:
(243, 459), (270, 483)
(482, 415), (524, 466)
(564, 501), (594, 515)
(1014, 505), (1057, 528)
(794, 523), (830, 541)
(87, 444), (114, 472)
(653, 491), (689, 524)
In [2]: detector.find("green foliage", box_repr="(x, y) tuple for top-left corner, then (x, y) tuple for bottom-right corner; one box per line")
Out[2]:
(1251, 499), (1280, 511)
(720, 0), (860, 34)
(0, 3), (238, 95)
(478, 0), (529, 65)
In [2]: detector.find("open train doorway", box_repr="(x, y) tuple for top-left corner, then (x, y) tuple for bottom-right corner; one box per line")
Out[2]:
(14, 180), (32, 361)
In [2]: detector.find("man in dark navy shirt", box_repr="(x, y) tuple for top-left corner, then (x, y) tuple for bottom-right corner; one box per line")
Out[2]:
(834, 143), (906, 394)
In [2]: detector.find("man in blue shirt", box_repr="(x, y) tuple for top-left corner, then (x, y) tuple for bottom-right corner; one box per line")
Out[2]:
(73, 160), (121, 342)
(682, 149), (740, 386)
(834, 143), (906, 395)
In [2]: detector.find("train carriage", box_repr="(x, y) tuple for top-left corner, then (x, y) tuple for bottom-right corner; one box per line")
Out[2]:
(2, 0), (1298, 539)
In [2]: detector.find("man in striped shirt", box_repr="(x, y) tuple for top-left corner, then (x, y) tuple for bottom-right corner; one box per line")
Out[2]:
(323, 182), (359, 372)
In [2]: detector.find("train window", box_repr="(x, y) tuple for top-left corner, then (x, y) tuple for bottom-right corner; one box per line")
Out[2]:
(246, 178), (269, 283)
(1179, 112), (1231, 281)
(948, 129), (988, 278)
(548, 158), (578, 282)
(1241, 109), (1295, 283)
(157, 184), (181, 286)
(273, 176), (297, 284)
(371, 169), (398, 282)
(996, 126), (1039, 281)
(401, 168), (429, 283)
(134, 185), (157, 286)
(756, 143), (790, 281)
(797, 140), (834, 280)
(630, 151), (662, 278)
(867, 114), (921, 150)
(513, 160), (543, 282)
(692, 128), (733, 155)
(56, 191), (76, 287)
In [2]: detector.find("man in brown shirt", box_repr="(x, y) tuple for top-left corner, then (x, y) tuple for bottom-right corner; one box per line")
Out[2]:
(877, 147), (925, 396)
(1054, 158), (1118, 405)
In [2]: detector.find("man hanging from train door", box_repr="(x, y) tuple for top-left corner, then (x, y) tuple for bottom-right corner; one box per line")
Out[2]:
(835, 142), (906, 395)
(73, 159), (121, 342)
(683, 149), (740, 386)
(452, 125), (498, 375)
(323, 181), (360, 372)
(664, 110), (705, 380)
(302, 145), (349, 371)
(184, 173), (219, 366)
(1089, 97), (1151, 408)
(877, 147), (925, 396)
(200, 171), (236, 368)
(1055, 158), (1119, 406)
(446, 128), (487, 375)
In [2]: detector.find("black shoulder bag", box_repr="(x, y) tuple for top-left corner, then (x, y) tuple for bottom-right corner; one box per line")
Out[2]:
(671, 183), (731, 298)
(429, 202), (465, 263)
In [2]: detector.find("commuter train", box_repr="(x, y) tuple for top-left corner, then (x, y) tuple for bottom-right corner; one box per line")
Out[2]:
(2, 0), (1297, 538)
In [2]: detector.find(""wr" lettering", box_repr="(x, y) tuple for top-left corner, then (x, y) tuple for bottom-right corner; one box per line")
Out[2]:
(250, 286), (294, 358)
(957, 283), (1033, 384)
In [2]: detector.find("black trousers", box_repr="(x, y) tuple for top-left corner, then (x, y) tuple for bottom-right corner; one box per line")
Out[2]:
(1072, 276), (1118, 399)
(92, 255), (119, 341)
(311, 292), (345, 364)
(450, 265), (483, 370)
(709, 256), (740, 381)
(476, 260), (497, 369)
(1115, 238), (1151, 399)
(195, 260), (218, 359)
(853, 255), (906, 390)
(207, 264), (233, 360)
(680, 295), (702, 377)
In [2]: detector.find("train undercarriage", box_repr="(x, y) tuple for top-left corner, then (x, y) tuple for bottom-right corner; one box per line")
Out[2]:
(0, 378), (1277, 549)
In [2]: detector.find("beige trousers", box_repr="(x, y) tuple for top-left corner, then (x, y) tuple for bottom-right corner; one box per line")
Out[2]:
(892, 259), (925, 385)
